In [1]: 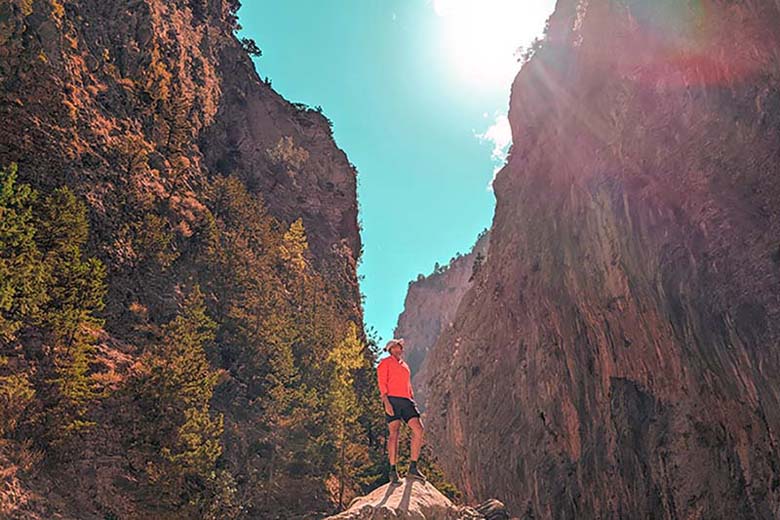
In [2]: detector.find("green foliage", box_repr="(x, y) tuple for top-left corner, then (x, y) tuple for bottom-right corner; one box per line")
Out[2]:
(36, 186), (106, 346)
(325, 321), (371, 508)
(35, 188), (106, 448)
(142, 285), (219, 413)
(0, 165), (388, 515)
(197, 469), (242, 520)
(0, 163), (48, 341)
(34, 186), (88, 251)
(132, 213), (179, 270)
(190, 175), (388, 516)
(0, 357), (35, 436)
(129, 285), (223, 509)
(47, 337), (99, 439)
(240, 37), (262, 57)
(162, 405), (223, 475)
(0, 164), (106, 457)
(280, 218), (309, 273)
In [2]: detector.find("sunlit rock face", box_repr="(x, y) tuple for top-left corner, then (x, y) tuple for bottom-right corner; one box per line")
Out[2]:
(0, 0), (362, 517)
(0, 0), (361, 326)
(394, 231), (490, 410)
(423, 0), (780, 517)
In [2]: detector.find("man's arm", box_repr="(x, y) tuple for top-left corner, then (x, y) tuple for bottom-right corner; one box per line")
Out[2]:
(408, 378), (414, 400)
(377, 360), (392, 409)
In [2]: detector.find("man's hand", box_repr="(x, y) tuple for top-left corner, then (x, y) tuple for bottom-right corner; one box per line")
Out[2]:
(381, 395), (394, 416)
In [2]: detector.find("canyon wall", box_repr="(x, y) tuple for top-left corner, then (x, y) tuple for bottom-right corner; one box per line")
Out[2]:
(423, 1), (780, 518)
(394, 230), (489, 409)
(0, 0), (361, 323)
(0, 1), (374, 518)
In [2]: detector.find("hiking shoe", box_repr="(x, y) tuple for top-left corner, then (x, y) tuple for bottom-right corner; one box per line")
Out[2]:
(389, 468), (402, 485)
(407, 465), (427, 482)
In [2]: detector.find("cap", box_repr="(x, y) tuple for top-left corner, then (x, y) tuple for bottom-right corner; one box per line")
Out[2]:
(384, 338), (405, 352)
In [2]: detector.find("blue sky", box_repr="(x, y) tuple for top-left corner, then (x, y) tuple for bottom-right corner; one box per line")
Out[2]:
(238, 0), (554, 345)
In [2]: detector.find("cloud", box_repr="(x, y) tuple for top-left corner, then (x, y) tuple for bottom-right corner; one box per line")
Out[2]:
(475, 112), (512, 189)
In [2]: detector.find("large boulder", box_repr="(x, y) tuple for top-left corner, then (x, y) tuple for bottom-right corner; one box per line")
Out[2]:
(325, 478), (511, 520)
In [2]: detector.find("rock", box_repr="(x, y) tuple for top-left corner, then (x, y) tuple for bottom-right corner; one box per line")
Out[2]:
(325, 479), (508, 520)
(395, 230), (490, 409)
(0, 0), (364, 517)
(0, 0), (362, 326)
(473, 499), (511, 520)
(423, 0), (780, 518)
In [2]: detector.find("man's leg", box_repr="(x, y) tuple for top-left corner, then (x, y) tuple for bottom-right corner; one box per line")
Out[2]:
(406, 417), (427, 480)
(408, 417), (424, 462)
(388, 419), (401, 465)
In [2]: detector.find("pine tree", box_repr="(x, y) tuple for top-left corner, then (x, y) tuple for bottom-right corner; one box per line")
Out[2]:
(36, 186), (106, 346)
(33, 186), (107, 449)
(131, 285), (224, 510)
(154, 284), (219, 412)
(279, 218), (309, 274)
(132, 213), (179, 272)
(326, 321), (370, 509)
(191, 175), (388, 516)
(0, 163), (48, 341)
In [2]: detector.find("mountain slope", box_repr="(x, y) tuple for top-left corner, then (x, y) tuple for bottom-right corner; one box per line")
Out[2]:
(0, 1), (378, 518)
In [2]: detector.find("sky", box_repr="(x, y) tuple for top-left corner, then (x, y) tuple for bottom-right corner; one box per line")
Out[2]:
(238, 0), (555, 346)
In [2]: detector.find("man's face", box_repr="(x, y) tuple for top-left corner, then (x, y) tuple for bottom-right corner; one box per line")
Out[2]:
(389, 344), (403, 357)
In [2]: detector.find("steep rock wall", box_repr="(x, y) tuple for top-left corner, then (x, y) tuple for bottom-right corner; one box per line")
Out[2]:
(424, 1), (780, 518)
(395, 231), (490, 409)
(0, 0), (366, 517)
(0, 0), (361, 324)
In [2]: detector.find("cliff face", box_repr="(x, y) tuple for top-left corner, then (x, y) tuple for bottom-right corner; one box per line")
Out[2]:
(394, 231), (489, 409)
(424, 0), (780, 518)
(199, 31), (361, 285)
(0, 0), (361, 321)
(0, 1), (369, 518)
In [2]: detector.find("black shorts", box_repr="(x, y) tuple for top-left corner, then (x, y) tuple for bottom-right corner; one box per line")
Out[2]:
(385, 396), (421, 424)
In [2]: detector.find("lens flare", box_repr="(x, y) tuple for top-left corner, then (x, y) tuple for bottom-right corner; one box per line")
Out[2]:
(617, 0), (770, 87)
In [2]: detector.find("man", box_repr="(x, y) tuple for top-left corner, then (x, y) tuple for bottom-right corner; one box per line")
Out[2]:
(377, 338), (426, 484)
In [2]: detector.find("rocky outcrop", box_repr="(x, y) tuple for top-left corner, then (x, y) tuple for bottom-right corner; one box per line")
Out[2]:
(0, 0), (361, 324)
(325, 479), (512, 520)
(424, 0), (780, 518)
(395, 231), (489, 409)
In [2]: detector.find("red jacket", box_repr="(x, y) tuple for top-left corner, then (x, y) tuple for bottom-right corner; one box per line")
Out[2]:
(377, 355), (413, 399)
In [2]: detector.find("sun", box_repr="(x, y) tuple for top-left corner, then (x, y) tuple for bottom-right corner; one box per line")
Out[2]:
(434, 0), (555, 90)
